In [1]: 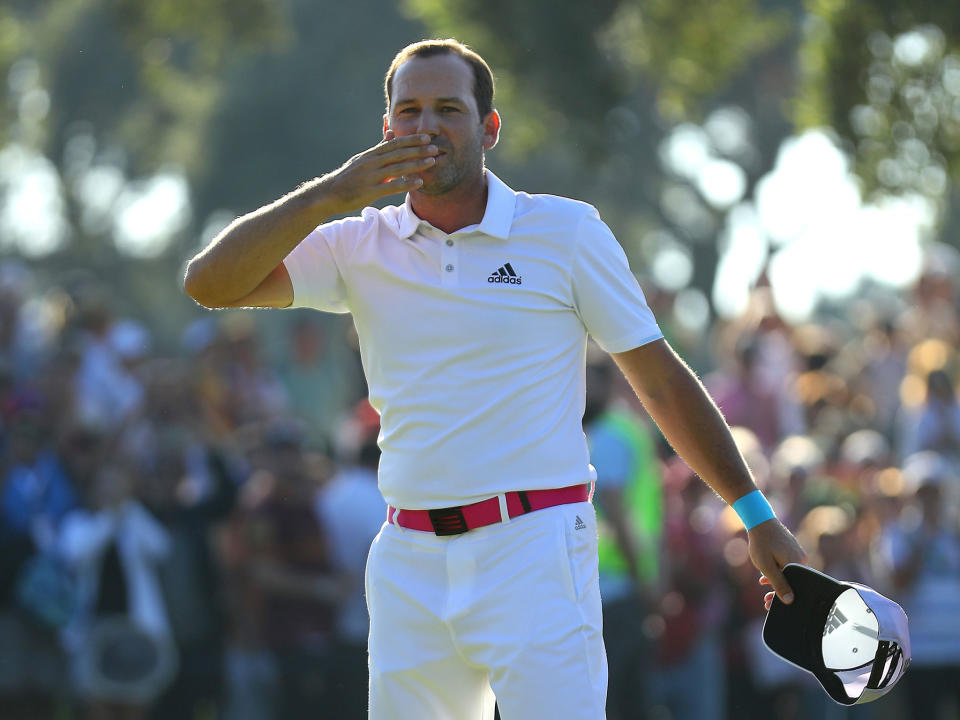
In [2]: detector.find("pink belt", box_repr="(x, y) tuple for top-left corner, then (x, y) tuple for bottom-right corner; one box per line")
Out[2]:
(387, 482), (593, 536)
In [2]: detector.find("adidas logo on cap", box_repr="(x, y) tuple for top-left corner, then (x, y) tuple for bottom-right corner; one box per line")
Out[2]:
(763, 563), (911, 706)
(488, 262), (522, 285)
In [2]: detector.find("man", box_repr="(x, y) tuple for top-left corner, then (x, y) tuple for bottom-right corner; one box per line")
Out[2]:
(184, 38), (805, 719)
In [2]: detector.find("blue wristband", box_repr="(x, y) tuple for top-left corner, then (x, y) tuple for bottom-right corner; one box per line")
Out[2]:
(732, 490), (776, 530)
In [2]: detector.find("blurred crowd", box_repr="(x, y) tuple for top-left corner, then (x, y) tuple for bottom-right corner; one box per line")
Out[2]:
(0, 243), (959, 720)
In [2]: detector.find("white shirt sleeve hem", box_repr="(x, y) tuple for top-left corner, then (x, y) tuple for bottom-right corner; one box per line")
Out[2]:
(594, 330), (664, 355)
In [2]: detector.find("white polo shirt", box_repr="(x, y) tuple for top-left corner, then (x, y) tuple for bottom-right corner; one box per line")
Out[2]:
(283, 170), (662, 509)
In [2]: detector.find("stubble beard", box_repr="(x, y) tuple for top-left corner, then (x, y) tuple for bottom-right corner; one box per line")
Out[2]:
(416, 136), (485, 196)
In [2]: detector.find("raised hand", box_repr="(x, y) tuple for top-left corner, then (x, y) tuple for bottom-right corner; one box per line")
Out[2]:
(318, 132), (438, 215)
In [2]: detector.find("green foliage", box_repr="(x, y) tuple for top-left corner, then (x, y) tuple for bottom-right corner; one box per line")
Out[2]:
(798, 0), (960, 199)
(3, 0), (286, 173)
(403, 0), (789, 150)
(600, 0), (791, 119)
(0, 8), (28, 146)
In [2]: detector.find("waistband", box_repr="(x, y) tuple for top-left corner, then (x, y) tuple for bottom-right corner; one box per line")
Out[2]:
(386, 482), (594, 536)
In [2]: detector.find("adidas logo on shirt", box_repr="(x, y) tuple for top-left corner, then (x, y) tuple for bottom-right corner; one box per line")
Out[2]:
(574, 515), (587, 531)
(488, 262), (522, 285)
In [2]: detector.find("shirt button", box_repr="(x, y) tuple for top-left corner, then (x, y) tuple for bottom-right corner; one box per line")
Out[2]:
(445, 239), (454, 247)
(445, 264), (454, 272)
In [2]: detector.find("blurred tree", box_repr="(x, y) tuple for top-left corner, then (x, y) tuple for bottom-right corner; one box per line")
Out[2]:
(3, 0), (285, 172)
(796, 1), (960, 262)
(0, 0), (283, 344)
(797, 0), (960, 201)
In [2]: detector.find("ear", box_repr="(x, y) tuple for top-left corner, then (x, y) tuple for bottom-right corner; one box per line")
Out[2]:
(383, 114), (391, 140)
(482, 109), (501, 150)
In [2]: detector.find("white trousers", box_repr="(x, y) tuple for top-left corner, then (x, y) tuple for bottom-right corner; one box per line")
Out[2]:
(366, 500), (607, 720)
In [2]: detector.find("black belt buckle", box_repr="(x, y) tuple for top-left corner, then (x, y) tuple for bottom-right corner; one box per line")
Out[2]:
(428, 506), (468, 536)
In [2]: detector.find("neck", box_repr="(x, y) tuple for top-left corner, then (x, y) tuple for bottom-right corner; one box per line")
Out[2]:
(409, 170), (487, 234)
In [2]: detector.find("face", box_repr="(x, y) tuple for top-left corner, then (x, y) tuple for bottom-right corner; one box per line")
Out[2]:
(385, 54), (499, 195)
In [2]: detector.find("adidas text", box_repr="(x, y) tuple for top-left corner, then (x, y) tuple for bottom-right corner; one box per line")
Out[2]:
(574, 515), (587, 531)
(489, 262), (521, 285)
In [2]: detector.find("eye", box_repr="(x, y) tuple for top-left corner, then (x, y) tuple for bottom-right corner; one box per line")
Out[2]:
(397, 107), (418, 115)
(440, 106), (460, 113)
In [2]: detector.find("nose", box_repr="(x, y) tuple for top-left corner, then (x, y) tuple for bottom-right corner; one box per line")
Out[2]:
(416, 108), (439, 136)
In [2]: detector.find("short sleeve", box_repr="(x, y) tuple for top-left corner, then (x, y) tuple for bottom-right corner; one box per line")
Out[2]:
(282, 228), (350, 313)
(571, 209), (662, 353)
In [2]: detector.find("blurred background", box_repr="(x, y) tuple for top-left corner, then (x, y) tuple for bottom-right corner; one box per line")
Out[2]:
(1, 0), (959, 719)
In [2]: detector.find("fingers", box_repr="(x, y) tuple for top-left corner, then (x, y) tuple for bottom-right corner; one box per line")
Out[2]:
(380, 175), (423, 193)
(374, 133), (433, 155)
(381, 147), (439, 170)
(380, 155), (436, 179)
(763, 564), (795, 605)
(758, 575), (782, 612)
(366, 135), (437, 186)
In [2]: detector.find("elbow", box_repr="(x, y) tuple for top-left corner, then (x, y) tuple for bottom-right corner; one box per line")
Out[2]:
(183, 259), (220, 308)
(182, 261), (205, 305)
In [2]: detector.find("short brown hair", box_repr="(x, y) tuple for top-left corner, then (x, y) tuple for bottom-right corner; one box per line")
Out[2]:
(384, 39), (495, 119)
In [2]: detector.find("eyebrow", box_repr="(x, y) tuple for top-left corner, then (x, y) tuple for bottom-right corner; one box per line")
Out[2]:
(394, 96), (468, 107)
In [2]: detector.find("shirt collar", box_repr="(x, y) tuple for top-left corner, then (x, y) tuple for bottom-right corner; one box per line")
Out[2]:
(396, 169), (517, 240)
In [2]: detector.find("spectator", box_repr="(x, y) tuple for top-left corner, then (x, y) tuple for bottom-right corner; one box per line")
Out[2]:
(647, 458), (728, 720)
(73, 308), (147, 432)
(279, 315), (365, 448)
(796, 505), (871, 584)
(220, 419), (347, 720)
(707, 334), (785, 452)
(860, 318), (909, 438)
(219, 316), (289, 429)
(59, 463), (177, 720)
(315, 400), (387, 720)
(584, 353), (662, 720)
(878, 451), (960, 720)
(901, 369), (960, 463)
(768, 435), (825, 531)
(0, 407), (78, 719)
(140, 429), (241, 720)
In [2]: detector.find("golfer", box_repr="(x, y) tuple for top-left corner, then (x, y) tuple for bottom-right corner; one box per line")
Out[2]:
(184, 38), (806, 720)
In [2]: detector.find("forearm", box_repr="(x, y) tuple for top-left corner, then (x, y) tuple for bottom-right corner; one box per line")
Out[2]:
(613, 341), (757, 505)
(647, 371), (756, 504)
(184, 177), (336, 306)
(184, 133), (435, 307)
(615, 340), (808, 604)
